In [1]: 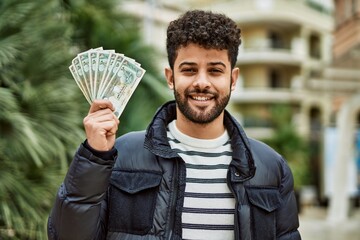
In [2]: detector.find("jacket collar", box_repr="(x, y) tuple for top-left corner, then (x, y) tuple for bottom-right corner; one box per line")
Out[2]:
(144, 101), (256, 181)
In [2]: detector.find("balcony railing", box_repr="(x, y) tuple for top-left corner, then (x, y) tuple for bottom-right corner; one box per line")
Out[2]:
(231, 88), (304, 104)
(238, 37), (309, 65)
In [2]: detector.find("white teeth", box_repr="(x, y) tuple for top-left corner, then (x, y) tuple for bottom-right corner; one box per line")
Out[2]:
(193, 96), (210, 101)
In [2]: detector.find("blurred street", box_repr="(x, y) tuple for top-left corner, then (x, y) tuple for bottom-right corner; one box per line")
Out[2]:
(299, 207), (360, 240)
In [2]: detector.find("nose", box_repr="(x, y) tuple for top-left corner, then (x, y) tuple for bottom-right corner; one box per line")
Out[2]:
(193, 71), (211, 90)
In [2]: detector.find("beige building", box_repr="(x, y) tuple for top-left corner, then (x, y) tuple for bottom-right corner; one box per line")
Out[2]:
(122, 0), (334, 135)
(324, 0), (360, 222)
(122, 0), (360, 217)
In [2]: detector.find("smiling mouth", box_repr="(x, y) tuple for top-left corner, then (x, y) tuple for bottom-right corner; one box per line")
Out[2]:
(191, 96), (212, 101)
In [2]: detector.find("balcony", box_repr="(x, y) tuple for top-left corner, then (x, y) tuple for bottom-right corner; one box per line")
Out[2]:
(232, 75), (304, 103)
(238, 47), (303, 66)
(201, 0), (334, 32)
(238, 35), (318, 65)
(231, 88), (303, 104)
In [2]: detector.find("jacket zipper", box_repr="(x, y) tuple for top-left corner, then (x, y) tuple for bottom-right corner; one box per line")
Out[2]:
(228, 171), (241, 240)
(234, 202), (240, 240)
(165, 159), (179, 240)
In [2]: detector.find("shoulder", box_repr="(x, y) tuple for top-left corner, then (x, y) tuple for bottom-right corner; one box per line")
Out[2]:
(114, 130), (148, 161)
(114, 131), (160, 169)
(115, 130), (146, 150)
(247, 138), (293, 188)
(248, 138), (282, 162)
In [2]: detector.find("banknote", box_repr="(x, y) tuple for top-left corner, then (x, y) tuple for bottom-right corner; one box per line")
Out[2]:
(101, 59), (145, 117)
(71, 47), (104, 101)
(69, 64), (92, 104)
(69, 47), (145, 118)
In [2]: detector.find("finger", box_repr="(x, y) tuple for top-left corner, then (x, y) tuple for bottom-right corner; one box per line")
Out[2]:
(91, 110), (120, 126)
(104, 115), (119, 132)
(89, 99), (114, 114)
(84, 115), (116, 130)
(88, 109), (116, 121)
(106, 123), (119, 136)
(84, 118), (117, 137)
(106, 130), (117, 137)
(84, 109), (120, 130)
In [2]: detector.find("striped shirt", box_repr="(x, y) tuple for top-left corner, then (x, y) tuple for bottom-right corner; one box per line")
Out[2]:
(167, 120), (235, 240)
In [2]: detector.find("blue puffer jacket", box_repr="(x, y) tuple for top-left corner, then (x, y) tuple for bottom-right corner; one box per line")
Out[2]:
(48, 101), (301, 240)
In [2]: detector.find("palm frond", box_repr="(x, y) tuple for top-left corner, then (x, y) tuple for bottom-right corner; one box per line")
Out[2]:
(0, 1), (35, 31)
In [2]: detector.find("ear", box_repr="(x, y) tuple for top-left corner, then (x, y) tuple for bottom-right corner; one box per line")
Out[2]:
(231, 67), (239, 91)
(165, 67), (174, 89)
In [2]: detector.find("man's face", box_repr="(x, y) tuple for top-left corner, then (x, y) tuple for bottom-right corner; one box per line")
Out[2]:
(165, 43), (238, 124)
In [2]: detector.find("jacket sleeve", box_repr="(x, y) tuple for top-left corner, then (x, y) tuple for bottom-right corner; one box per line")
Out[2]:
(47, 144), (116, 240)
(276, 157), (302, 240)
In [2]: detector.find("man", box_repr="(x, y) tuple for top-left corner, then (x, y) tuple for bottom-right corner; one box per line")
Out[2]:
(48, 10), (301, 240)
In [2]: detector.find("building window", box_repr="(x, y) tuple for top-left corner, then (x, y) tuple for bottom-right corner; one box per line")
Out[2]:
(309, 34), (321, 59)
(310, 107), (322, 133)
(268, 31), (283, 49)
(269, 69), (281, 88)
(309, 70), (322, 78)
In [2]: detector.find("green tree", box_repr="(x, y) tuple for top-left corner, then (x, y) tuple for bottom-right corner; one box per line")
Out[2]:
(263, 105), (312, 190)
(64, 0), (171, 134)
(0, 0), (169, 239)
(0, 0), (85, 239)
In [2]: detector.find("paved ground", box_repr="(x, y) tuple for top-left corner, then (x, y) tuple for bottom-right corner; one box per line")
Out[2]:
(298, 207), (360, 240)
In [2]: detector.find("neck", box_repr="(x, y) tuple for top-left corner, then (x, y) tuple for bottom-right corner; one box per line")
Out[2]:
(175, 110), (226, 139)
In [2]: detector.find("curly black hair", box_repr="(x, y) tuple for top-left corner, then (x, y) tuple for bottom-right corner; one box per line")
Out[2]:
(166, 10), (241, 70)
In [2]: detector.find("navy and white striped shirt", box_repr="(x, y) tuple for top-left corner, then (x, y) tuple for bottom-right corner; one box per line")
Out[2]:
(167, 120), (235, 240)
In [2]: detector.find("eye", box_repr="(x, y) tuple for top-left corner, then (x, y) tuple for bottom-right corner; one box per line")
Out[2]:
(181, 68), (197, 73)
(209, 68), (223, 74)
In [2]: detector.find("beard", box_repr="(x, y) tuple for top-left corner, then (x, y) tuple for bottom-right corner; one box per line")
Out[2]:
(173, 87), (231, 124)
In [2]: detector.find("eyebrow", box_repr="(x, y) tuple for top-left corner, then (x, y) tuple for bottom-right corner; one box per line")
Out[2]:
(178, 61), (227, 68)
(208, 62), (226, 68)
(178, 62), (196, 68)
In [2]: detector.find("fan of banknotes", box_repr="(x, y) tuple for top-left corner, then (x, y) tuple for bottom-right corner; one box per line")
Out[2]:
(69, 47), (146, 118)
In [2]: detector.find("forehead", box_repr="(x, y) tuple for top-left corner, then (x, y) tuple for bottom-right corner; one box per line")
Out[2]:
(174, 43), (230, 66)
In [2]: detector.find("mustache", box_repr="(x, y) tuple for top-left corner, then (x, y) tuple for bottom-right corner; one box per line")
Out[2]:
(185, 88), (218, 96)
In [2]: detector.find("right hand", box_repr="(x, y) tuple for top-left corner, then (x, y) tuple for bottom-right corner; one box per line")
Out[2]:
(83, 100), (120, 151)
